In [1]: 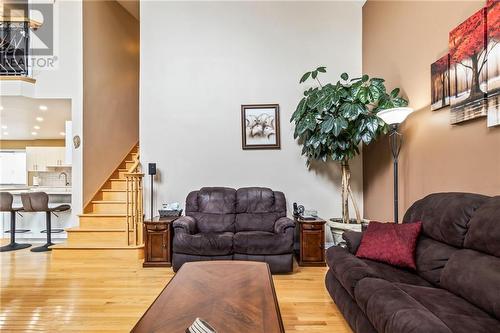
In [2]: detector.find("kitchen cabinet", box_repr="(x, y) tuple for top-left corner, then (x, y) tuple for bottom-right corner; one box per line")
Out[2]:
(26, 147), (67, 171)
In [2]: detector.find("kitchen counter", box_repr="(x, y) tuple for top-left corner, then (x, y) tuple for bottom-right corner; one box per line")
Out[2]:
(1, 186), (73, 240)
(0, 186), (72, 195)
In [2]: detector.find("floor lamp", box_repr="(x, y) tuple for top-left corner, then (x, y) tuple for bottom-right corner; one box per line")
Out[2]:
(377, 107), (414, 224)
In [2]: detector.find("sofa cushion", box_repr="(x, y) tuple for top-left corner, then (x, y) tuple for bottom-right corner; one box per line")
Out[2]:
(464, 196), (500, 257)
(173, 232), (233, 256)
(441, 249), (500, 319)
(197, 187), (236, 214)
(189, 212), (235, 233)
(395, 282), (500, 333)
(402, 192), (489, 248)
(356, 221), (422, 269)
(354, 278), (452, 333)
(415, 235), (459, 286)
(355, 278), (500, 333)
(234, 188), (286, 232)
(233, 231), (293, 255)
(324, 270), (377, 333)
(235, 213), (282, 233)
(326, 247), (431, 298)
(236, 187), (275, 213)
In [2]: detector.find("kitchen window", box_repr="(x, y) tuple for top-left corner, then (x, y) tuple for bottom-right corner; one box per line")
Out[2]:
(0, 150), (27, 185)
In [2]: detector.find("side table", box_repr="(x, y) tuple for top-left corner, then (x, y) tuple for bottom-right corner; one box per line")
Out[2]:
(143, 216), (179, 267)
(296, 217), (326, 267)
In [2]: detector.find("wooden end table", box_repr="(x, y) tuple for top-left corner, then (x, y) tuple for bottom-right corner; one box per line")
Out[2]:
(143, 216), (179, 267)
(296, 217), (326, 267)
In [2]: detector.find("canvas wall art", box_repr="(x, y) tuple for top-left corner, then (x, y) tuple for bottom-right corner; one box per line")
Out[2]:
(449, 7), (488, 124)
(487, 0), (500, 127)
(241, 104), (281, 150)
(431, 54), (451, 111)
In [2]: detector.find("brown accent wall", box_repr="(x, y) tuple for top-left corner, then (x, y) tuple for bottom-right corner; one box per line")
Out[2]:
(363, 0), (500, 221)
(83, 0), (139, 207)
(0, 140), (65, 149)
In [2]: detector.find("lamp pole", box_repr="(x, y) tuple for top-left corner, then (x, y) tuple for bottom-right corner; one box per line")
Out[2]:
(389, 124), (403, 223)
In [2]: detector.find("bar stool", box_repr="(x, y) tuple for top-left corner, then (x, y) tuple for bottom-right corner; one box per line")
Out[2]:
(20, 192), (71, 252)
(0, 192), (31, 252)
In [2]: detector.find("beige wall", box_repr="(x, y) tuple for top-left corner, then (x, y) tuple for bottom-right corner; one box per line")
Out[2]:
(362, 0), (500, 221)
(0, 140), (65, 149)
(83, 0), (139, 206)
(140, 1), (363, 232)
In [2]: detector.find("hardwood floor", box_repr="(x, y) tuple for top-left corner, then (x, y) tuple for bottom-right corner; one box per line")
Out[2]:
(0, 245), (351, 333)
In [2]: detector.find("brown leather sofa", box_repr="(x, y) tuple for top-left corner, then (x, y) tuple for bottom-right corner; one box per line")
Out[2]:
(172, 187), (295, 273)
(325, 192), (500, 333)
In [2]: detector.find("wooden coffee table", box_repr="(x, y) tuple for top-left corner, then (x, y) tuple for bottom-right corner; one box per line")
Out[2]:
(131, 261), (284, 333)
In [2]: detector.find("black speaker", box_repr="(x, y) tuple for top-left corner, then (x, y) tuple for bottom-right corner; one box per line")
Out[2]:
(148, 163), (156, 176)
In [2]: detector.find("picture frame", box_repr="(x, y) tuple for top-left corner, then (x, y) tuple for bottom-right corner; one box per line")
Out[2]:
(431, 54), (450, 111)
(241, 104), (281, 150)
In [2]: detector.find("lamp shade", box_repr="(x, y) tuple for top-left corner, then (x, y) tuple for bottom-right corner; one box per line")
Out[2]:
(377, 107), (414, 125)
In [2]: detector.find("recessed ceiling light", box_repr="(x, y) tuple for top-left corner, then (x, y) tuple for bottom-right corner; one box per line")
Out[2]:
(0, 106), (3, 110)
(59, 132), (66, 136)
(1, 125), (7, 129)
(31, 131), (38, 136)
(39, 105), (48, 111)
(3, 132), (8, 136)
(36, 117), (44, 122)
(33, 125), (41, 130)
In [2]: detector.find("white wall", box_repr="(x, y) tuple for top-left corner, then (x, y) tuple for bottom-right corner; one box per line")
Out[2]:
(140, 1), (363, 235)
(0, 0), (83, 224)
(34, 0), (83, 221)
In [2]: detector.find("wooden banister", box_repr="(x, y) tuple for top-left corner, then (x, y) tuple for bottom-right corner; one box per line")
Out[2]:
(124, 151), (144, 246)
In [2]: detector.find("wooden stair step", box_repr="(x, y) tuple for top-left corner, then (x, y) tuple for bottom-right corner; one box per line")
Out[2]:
(51, 244), (144, 260)
(88, 200), (127, 214)
(78, 214), (127, 228)
(98, 189), (127, 201)
(65, 227), (132, 246)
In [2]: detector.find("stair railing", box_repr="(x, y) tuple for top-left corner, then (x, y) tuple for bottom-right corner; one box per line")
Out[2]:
(124, 151), (144, 246)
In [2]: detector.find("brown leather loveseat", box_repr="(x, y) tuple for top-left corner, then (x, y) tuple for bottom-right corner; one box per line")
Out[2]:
(325, 192), (500, 333)
(172, 187), (295, 273)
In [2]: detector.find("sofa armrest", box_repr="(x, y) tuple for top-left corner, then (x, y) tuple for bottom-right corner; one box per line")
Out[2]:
(173, 216), (197, 234)
(342, 230), (363, 254)
(274, 217), (295, 234)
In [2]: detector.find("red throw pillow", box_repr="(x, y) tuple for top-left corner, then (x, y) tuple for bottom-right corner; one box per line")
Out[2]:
(355, 221), (422, 269)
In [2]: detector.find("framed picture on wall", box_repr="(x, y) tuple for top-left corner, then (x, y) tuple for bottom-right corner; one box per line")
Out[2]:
(449, 7), (488, 124)
(241, 104), (281, 150)
(431, 54), (450, 111)
(487, 0), (500, 127)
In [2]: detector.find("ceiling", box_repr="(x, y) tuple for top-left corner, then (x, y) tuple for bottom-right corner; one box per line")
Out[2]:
(117, 0), (139, 20)
(0, 96), (71, 140)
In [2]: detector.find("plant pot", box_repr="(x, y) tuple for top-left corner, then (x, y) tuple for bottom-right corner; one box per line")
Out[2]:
(327, 218), (369, 246)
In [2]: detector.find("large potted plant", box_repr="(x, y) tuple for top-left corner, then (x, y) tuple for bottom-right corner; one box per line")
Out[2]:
(290, 67), (408, 224)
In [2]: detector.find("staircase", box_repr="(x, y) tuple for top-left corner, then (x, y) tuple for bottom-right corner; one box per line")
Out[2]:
(52, 144), (145, 260)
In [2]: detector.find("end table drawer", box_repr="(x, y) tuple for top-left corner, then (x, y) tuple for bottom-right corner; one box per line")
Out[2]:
(302, 223), (322, 230)
(146, 223), (168, 232)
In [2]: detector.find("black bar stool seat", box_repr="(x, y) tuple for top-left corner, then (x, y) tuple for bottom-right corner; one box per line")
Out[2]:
(21, 192), (71, 252)
(0, 192), (31, 252)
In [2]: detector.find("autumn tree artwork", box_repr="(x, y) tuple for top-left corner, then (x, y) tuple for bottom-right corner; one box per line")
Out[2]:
(487, 0), (500, 127)
(449, 7), (488, 124)
(431, 54), (450, 111)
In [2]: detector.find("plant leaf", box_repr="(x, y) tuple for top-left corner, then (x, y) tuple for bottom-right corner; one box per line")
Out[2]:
(341, 72), (349, 81)
(321, 116), (335, 133)
(390, 88), (400, 98)
(317, 66), (326, 73)
(300, 72), (311, 83)
(311, 70), (318, 79)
